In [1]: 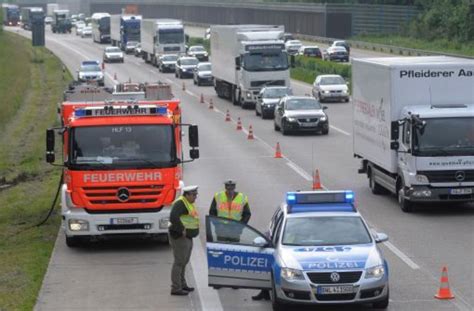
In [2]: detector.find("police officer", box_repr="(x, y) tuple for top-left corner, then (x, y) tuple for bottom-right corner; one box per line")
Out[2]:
(169, 185), (199, 296)
(209, 180), (251, 242)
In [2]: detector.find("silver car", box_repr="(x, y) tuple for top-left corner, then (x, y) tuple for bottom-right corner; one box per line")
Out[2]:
(77, 61), (104, 86)
(193, 62), (213, 86)
(205, 190), (390, 309)
(312, 75), (350, 103)
(274, 96), (329, 135)
(157, 54), (178, 73)
(256, 86), (292, 119)
(103, 46), (124, 63)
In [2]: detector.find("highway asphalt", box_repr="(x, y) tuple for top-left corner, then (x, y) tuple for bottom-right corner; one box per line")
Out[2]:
(7, 27), (472, 311)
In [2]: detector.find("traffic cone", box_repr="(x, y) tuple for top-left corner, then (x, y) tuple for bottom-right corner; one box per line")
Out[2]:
(274, 142), (282, 158)
(236, 117), (242, 130)
(200, 93), (204, 104)
(208, 98), (214, 109)
(225, 110), (231, 122)
(247, 125), (254, 140)
(434, 266), (455, 300)
(312, 169), (322, 190)
(182, 82), (186, 91)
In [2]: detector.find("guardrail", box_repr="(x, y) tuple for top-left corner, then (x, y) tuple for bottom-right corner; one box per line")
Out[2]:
(185, 22), (474, 60)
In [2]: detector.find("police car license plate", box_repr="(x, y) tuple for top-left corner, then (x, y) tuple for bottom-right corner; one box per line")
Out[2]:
(450, 188), (472, 195)
(317, 285), (354, 294)
(111, 217), (138, 225)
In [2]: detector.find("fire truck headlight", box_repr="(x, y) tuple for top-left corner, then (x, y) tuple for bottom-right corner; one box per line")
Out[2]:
(159, 218), (171, 229)
(68, 219), (89, 231)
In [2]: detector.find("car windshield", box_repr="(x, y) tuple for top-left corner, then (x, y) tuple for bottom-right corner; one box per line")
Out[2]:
(198, 64), (211, 71)
(162, 55), (178, 61)
(190, 46), (205, 52)
(83, 27), (91, 31)
(263, 88), (290, 98)
(106, 47), (121, 53)
(127, 41), (138, 47)
(413, 117), (474, 156)
(282, 216), (372, 246)
(286, 98), (321, 110)
(243, 51), (289, 72)
(80, 65), (101, 72)
(305, 48), (320, 54)
(288, 41), (301, 46)
(320, 76), (345, 85)
(181, 58), (198, 66)
(71, 125), (176, 169)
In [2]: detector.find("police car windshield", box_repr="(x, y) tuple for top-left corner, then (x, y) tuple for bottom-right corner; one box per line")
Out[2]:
(81, 65), (101, 72)
(282, 216), (372, 246)
(70, 125), (176, 169)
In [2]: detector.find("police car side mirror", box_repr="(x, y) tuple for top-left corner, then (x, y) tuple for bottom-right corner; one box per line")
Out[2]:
(253, 237), (268, 247)
(374, 232), (388, 243)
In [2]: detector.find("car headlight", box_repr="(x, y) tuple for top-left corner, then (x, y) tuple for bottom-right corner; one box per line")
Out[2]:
(204, 52), (208, 56)
(68, 219), (89, 231)
(286, 117), (297, 122)
(182, 68), (187, 72)
(120, 54), (124, 58)
(342, 89), (348, 93)
(320, 115), (327, 122)
(159, 218), (170, 229)
(246, 91), (252, 98)
(281, 268), (305, 281)
(415, 174), (429, 183)
(365, 265), (385, 279)
(323, 90), (331, 94)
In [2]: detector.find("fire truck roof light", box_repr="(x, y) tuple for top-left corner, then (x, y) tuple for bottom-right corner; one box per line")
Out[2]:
(74, 105), (168, 118)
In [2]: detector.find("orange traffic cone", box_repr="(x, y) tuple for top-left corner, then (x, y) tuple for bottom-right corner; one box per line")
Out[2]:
(200, 93), (204, 104)
(225, 110), (231, 122)
(312, 169), (322, 190)
(435, 266), (455, 300)
(274, 142), (282, 158)
(208, 98), (214, 109)
(247, 125), (254, 140)
(236, 117), (242, 130)
(182, 82), (186, 91)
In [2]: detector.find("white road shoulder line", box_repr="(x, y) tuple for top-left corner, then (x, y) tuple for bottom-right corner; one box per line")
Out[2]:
(330, 125), (351, 136)
(185, 90), (198, 98)
(384, 241), (420, 270)
(286, 162), (313, 181)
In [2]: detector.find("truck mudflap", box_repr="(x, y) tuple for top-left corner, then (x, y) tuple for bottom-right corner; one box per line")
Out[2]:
(406, 185), (474, 202)
(62, 207), (171, 237)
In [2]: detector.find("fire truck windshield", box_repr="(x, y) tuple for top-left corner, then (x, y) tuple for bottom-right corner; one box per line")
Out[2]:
(70, 125), (176, 169)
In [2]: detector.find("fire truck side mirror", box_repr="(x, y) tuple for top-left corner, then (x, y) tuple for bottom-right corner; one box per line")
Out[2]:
(188, 125), (199, 148)
(46, 129), (55, 163)
(189, 149), (200, 159)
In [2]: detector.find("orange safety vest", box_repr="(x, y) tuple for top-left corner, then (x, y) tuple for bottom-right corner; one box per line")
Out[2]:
(214, 191), (248, 221)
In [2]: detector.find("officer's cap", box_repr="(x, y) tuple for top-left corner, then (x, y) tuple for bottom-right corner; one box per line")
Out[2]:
(224, 180), (236, 188)
(183, 185), (198, 194)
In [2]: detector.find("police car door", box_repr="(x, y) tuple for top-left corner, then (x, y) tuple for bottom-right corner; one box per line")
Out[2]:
(206, 216), (274, 289)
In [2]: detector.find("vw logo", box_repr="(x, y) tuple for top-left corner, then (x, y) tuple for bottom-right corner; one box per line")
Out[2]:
(330, 272), (340, 283)
(117, 187), (130, 202)
(455, 171), (465, 182)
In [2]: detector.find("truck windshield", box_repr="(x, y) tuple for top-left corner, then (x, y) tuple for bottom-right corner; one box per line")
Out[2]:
(413, 117), (474, 156)
(282, 216), (372, 246)
(242, 51), (289, 72)
(158, 28), (184, 44)
(70, 125), (176, 169)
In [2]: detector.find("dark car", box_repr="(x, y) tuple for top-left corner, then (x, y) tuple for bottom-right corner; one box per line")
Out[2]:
(157, 54), (178, 73)
(274, 96), (329, 135)
(256, 86), (292, 119)
(175, 56), (199, 79)
(193, 62), (213, 86)
(323, 46), (349, 62)
(331, 40), (351, 55)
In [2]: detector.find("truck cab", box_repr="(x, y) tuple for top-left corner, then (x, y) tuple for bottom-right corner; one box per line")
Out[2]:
(52, 9), (71, 34)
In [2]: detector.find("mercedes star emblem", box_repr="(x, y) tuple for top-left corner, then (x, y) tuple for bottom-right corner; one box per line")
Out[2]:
(330, 272), (341, 283)
(455, 171), (465, 182)
(117, 187), (130, 202)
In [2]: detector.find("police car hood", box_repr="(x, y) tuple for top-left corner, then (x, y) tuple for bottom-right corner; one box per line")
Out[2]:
(280, 244), (382, 271)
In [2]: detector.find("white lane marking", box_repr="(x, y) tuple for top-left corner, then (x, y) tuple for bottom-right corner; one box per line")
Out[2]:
(185, 90), (198, 98)
(286, 162), (312, 181)
(384, 241), (420, 270)
(190, 239), (224, 311)
(330, 125), (351, 136)
(148, 69), (155, 74)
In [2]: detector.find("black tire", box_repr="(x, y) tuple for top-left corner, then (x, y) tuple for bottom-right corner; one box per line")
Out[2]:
(232, 87), (239, 106)
(398, 179), (414, 213)
(274, 121), (280, 131)
(65, 235), (85, 248)
(321, 128), (329, 135)
(372, 288), (389, 309)
(369, 168), (385, 195)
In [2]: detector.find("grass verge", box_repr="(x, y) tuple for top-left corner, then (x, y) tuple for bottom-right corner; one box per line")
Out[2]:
(353, 35), (474, 57)
(0, 31), (71, 311)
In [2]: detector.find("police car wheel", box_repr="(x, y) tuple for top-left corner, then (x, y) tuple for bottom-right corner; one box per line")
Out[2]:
(372, 287), (389, 309)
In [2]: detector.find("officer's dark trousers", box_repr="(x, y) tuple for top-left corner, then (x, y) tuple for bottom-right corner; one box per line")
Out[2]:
(170, 235), (193, 291)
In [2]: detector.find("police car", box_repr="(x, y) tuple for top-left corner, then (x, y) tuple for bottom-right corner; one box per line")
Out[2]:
(206, 191), (389, 310)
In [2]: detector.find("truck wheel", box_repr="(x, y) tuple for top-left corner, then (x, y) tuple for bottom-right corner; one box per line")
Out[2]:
(369, 169), (385, 195)
(398, 180), (414, 213)
(232, 88), (239, 105)
(65, 236), (85, 248)
(372, 287), (389, 309)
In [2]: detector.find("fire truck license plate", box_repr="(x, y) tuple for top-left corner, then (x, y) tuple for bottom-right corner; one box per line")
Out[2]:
(317, 285), (354, 295)
(450, 188), (472, 195)
(111, 217), (138, 225)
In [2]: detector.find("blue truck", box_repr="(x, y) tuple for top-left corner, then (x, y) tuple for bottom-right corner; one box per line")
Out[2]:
(20, 7), (44, 31)
(110, 14), (141, 51)
(2, 4), (20, 26)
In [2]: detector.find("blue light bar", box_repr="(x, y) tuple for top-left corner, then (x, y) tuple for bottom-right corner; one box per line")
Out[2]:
(345, 191), (354, 203)
(285, 190), (356, 210)
(156, 106), (167, 115)
(290, 203), (356, 213)
(286, 193), (296, 204)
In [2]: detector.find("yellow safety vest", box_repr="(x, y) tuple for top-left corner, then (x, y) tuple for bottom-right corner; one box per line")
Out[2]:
(214, 191), (248, 221)
(176, 196), (199, 230)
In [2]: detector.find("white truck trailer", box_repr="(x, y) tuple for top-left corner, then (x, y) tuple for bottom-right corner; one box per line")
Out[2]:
(46, 3), (58, 18)
(353, 56), (474, 212)
(140, 19), (185, 66)
(210, 25), (291, 109)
